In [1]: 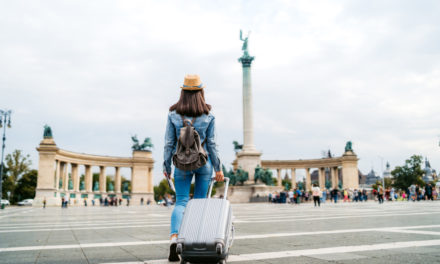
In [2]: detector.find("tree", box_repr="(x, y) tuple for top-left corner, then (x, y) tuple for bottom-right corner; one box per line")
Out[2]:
(14, 169), (38, 201)
(392, 155), (424, 190)
(5, 150), (32, 203)
(154, 179), (175, 201)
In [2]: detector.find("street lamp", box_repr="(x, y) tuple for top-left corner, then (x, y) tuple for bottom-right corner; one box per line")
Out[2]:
(378, 155), (385, 189)
(0, 109), (12, 208)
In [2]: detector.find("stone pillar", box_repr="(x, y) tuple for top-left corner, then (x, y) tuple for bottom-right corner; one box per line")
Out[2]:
(54, 160), (60, 190)
(342, 151), (359, 189)
(318, 168), (325, 188)
(60, 162), (66, 190)
(35, 138), (60, 206)
(277, 169), (282, 187)
(99, 166), (106, 193)
(305, 168), (311, 191)
(115, 167), (121, 194)
(63, 163), (69, 191)
(148, 167), (154, 193)
(291, 168), (296, 189)
(131, 151), (154, 204)
(332, 167), (339, 189)
(72, 164), (79, 192)
(235, 51), (262, 183)
(85, 165), (92, 193)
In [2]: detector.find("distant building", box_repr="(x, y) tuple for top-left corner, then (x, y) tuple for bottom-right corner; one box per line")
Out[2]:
(383, 162), (392, 178)
(365, 168), (381, 185)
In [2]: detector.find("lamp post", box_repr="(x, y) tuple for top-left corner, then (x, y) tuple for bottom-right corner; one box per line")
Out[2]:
(0, 109), (12, 208)
(378, 155), (385, 189)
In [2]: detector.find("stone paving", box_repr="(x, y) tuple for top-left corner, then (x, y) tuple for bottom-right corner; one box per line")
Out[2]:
(1, 201), (440, 264)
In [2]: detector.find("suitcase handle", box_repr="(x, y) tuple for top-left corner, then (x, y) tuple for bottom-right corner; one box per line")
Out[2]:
(207, 177), (230, 199)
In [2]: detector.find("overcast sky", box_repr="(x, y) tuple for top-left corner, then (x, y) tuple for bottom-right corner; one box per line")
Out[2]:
(1, 0), (439, 184)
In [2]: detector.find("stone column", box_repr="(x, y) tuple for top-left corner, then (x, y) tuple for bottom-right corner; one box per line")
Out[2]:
(60, 162), (66, 190)
(291, 168), (296, 189)
(277, 169), (282, 187)
(35, 138), (60, 206)
(305, 168), (311, 191)
(63, 163), (69, 191)
(85, 165), (92, 193)
(332, 167), (339, 189)
(148, 167), (154, 193)
(72, 164), (79, 192)
(54, 160), (60, 190)
(235, 51), (262, 183)
(99, 166), (106, 193)
(318, 168), (325, 188)
(115, 167), (121, 194)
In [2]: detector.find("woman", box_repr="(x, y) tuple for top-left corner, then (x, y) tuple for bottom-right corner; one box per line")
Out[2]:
(163, 74), (224, 261)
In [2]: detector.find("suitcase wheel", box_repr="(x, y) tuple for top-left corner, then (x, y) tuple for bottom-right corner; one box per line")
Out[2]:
(218, 260), (226, 264)
(176, 243), (183, 254)
(216, 243), (223, 255)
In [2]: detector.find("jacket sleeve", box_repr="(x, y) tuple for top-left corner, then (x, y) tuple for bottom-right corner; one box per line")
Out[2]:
(163, 113), (176, 174)
(206, 116), (222, 172)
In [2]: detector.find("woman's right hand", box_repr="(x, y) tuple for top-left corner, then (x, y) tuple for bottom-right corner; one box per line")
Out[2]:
(215, 170), (224, 182)
(164, 172), (170, 179)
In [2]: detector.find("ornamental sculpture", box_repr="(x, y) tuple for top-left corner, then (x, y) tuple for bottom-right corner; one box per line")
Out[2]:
(131, 135), (154, 151)
(43, 125), (53, 139)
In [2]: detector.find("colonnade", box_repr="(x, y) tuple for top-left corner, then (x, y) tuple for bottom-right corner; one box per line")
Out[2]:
(261, 150), (359, 191)
(272, 167), (340, 191)
(34, 137), (154, 206)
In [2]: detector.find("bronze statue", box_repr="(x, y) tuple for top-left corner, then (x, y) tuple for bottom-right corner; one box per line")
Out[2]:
(345, 141), (353, 152)
(131, 135), (154, 151)
(233, 141), (243, 153)
(43, 125), (53, 139)
(240, 29), (250, 56)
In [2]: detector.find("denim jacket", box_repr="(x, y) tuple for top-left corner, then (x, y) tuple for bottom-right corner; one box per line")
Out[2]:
(163, 110), (222, 174)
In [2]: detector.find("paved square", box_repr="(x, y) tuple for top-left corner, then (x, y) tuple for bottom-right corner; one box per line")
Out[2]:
(1, 201), (440, 263)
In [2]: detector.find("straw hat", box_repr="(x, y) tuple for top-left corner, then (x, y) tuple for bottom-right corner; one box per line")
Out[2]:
(181, 74), (205, 90)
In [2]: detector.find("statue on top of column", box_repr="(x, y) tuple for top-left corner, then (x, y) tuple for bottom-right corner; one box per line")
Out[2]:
(43, 124), (53, 139)
(344, 141), (353, 152)
(131, 135), (154, 151)
(240, 29), (250, 56)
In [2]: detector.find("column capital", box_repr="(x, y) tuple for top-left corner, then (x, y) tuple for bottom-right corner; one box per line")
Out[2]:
(238, 55), (254, 67)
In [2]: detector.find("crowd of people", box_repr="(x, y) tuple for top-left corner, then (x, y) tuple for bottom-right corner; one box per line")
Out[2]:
(269, 183), (439, 206)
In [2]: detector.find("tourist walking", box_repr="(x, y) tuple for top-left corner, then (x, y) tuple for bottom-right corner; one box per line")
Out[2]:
(163, 74), (224, 262)
(343, 189), (349, 202)
(377, 185), (384, 204)
(312, 184), (321, 207)
(43, 198), (46, 209)
(425, 183), (433, 201)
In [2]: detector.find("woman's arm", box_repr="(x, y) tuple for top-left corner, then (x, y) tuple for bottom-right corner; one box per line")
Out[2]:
(206, 116), (222, 173)
(163, 113), (176, 177)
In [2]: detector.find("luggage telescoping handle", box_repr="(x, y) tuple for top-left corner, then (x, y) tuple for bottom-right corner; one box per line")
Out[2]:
(207, 177), (230, 199)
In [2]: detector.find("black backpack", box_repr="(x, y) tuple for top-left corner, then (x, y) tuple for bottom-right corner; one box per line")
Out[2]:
(172, 115), (208, 171)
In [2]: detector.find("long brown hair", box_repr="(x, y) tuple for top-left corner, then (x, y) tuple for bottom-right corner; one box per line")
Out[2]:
(169, 90), (211, 117)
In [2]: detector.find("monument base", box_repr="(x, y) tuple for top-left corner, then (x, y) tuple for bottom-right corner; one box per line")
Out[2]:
(234, 150), (262, 183)
(34, 189), (60, 206)
(216, 184), (282, 203)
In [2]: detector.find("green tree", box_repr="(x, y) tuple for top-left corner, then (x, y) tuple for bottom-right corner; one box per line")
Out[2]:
(5, 150), (32, 203)
(392, 155), (424, 190)
(154, 179), (175, 201)
(14, 169), (38, 201)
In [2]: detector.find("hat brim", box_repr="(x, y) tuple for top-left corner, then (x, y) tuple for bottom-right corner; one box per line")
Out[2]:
(181, 86), (205, 91)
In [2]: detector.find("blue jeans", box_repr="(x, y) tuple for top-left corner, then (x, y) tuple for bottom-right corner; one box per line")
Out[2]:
(170, 160), (213, 235)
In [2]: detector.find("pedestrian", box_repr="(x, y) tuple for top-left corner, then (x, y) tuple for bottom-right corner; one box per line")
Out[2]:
(84, 198), (87, 207)
(162, 75), (224, 262)
(354, 189), (359, 202)
(288, 189), (294, 204)
(433, 187), (438, 200)
(425, 183), (433, 201)
(91, 199), (95, 206)
(141, 197), (144, 205)
(377, 185), (384, 204)
(268, 193), (272, 203)
(362, 189), (368, 201)
(321, 188), (327, 203)
(43, 198), (46, 209)
(343, 189), (349, 202)
(312, 184), (321, 207)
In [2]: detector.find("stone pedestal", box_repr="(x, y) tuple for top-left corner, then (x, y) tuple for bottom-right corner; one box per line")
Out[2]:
(235, 150), (262, 183)
(341, 151), (359, 189)
(34, 138), (59, 206)
(131, 151), (154, 205)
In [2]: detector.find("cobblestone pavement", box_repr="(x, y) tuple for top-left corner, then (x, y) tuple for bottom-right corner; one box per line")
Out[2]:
(1, 201), (440, 263)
